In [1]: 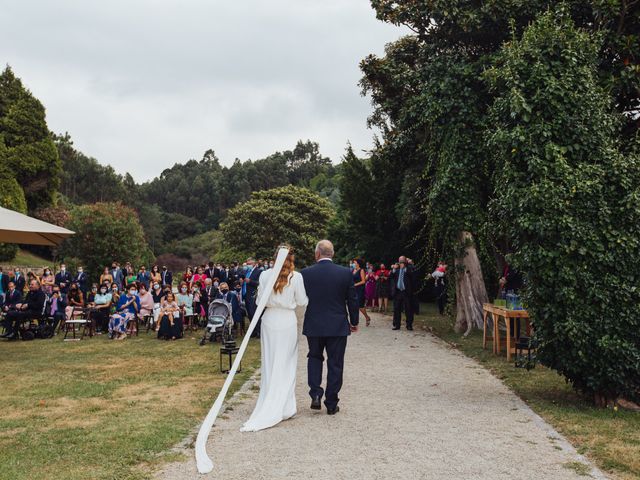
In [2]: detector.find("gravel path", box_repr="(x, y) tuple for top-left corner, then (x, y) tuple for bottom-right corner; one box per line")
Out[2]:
(157, 312), (605, 480)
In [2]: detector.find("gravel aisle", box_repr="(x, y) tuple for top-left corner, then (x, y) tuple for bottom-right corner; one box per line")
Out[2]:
(157, 313), (605, 480)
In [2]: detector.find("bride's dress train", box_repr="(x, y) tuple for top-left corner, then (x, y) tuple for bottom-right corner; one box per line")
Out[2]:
(240, 269), (308, 432)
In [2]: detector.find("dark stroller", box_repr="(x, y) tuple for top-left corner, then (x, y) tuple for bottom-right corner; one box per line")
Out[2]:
(199, 298), (233, 346)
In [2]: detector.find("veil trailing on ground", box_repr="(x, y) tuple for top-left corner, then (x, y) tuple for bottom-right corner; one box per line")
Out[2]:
(195, 246), (290, 474)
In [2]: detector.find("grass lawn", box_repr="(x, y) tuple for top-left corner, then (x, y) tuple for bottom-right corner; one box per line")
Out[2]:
(0, 330), (260, 480)
(5, 248), (52, 267)
(414, 303), (640, 480)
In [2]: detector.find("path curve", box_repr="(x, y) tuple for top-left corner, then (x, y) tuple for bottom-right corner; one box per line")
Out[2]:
(157, 313), (605, 480)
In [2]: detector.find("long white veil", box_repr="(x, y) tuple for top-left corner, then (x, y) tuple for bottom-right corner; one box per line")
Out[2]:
(195, 246), (290, 474)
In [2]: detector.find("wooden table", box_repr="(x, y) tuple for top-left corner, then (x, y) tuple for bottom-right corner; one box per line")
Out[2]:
(482, 304), (530, 361)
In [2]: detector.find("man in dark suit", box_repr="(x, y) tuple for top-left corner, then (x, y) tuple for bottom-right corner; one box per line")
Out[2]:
(390, 256), (415, 331)
(73, 266), (88, 295)
(1, 279), (46, 340)
(55, 263), (73, 297)
(12, 268), (26, 294)
(161, 266), (173, 288)
(111, 262), (124, 291)
(301, 240), (359, 415)
(244, 258), (262, 338)
(1, 281), (22, 312)
(200, 278), (216, 317)
(227, 263), (240, 286)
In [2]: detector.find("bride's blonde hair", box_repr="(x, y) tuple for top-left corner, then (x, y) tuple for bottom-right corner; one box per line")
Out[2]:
(273, 245), (295, 294)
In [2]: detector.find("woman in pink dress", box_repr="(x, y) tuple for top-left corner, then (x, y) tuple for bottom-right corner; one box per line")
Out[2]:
(364, 265), (378, 310)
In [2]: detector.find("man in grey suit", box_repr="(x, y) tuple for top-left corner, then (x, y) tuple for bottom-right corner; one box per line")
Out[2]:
(300, 240), (359, 415)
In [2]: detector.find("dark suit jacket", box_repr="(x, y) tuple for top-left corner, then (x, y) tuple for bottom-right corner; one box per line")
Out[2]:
(55, 271), (73, 293)
(301, 260), (359, 337)
(23, 289), (47, 316)
(390, 266), (416, 298)
(228, 268), (240, 286)
(0, 272), (9, 292)
(74, 272), (88, 293)
(12, 273), (26, 293)
(2, 289), (22, 310)
(161, 270), (173, 287)
(111, 268), (125, 289)
(244, 266), (261, 295)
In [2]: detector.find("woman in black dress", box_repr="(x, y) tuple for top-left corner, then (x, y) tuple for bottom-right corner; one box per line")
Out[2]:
(352, 258), (371, 326)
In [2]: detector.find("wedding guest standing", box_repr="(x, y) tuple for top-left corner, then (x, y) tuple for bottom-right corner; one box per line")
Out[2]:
(352, 258), (371, 326)
(41, 267), (55, 296)
(390, 257), (415, 331)
(431, 262), (447, 315)
(74, 266), (88, 295)
(55, 263), (73, 298)
(161, 266), (173, 288)
(182, 266), (193, 288)
(111, 262), (124, 291)
(150, 265), (162, 287)
(244, 258), (262, 338)
(12, 268), (26, 294)
(375, 264), (391, 314)
(365, 265), (378, 310)
(136, 265), (151, 290)
(100, 267), (114, 287)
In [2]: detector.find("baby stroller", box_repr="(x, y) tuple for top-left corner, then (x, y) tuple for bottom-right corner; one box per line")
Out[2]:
(199, 298), (233, 346)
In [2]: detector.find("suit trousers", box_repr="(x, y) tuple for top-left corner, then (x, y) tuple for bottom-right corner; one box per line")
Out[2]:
(393, 290), (414, 329)
(306, 336), (347, 410)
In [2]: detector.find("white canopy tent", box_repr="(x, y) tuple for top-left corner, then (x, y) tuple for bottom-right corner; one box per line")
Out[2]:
(0, 206), (74, 246)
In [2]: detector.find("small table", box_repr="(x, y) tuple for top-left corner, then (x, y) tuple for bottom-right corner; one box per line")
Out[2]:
(482, 304), (530, 361)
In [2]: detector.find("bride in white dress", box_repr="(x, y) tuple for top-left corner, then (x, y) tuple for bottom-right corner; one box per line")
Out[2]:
(240, 247), (308, 432)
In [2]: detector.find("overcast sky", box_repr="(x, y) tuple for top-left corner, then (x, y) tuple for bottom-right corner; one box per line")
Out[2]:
(2, 0), (403, 182)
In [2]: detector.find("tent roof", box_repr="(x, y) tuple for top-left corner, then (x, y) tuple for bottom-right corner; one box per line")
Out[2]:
(0, 206), (75, 246)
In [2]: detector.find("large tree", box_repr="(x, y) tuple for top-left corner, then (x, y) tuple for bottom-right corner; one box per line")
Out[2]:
(488, 11), (640, 404)
(219, 186), (334, 266)
(59, 202), (154, 279)
(0, 66), (60, 211)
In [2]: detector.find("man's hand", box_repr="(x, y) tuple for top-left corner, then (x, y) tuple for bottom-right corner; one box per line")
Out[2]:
(350, 324), (359, 333)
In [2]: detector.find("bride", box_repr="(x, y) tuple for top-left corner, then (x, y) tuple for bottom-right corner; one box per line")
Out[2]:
(240, 246), (308, 432)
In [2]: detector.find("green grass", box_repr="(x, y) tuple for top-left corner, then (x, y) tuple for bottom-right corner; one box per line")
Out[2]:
(415, 303), (640, 480)
(0, 331), (260, 480)
(5, 248), (52, 267)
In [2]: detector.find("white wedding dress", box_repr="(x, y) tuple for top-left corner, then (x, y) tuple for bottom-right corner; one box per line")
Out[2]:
(240, 269), (308, 432)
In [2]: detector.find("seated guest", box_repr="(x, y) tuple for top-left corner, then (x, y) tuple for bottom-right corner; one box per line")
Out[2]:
(86, 284), (98, 304)
(151, 281), (164, 327)
(217, 282), (242, 327)
(137, 283), (155, 327)
(156, 292), (182, 340)
(1, 279), (46, 340)
(65, 283), (85, 321)
(0, 266), (8, 304)
(48, 286), (67, 331)
(89, 284), (112, 334)
(108, 284), (140, 340)
(2, 281), (22, 312)
(177, 282), (194, 325)
(110, 283), (120, 309)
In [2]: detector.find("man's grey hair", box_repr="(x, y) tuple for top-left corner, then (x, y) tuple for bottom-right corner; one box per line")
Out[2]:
(315, 240), (334, 258)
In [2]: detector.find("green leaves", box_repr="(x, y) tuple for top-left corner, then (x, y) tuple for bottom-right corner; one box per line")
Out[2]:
(219, 186), (334, 266)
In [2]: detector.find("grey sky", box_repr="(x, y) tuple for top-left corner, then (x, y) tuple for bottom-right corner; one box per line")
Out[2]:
(2, 0), (403, 182)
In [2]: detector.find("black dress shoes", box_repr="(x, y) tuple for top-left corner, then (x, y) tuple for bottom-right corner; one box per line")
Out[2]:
(327, 406), (340, 415)
(407, 326), (414, 331)
(5, 332), (17, 340)
(310, 396), (322, 410)
(392, 327), (400, 330)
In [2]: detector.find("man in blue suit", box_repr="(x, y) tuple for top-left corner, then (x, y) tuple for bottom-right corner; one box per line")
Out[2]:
(301, 240), (359, 415)
(243, 258), (262, 338)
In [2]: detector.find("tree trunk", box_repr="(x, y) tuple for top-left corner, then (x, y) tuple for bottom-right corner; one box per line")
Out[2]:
(454, 231), (488, 336)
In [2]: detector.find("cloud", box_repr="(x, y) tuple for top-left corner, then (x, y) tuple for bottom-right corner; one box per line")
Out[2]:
(1, 0), (403, 181)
